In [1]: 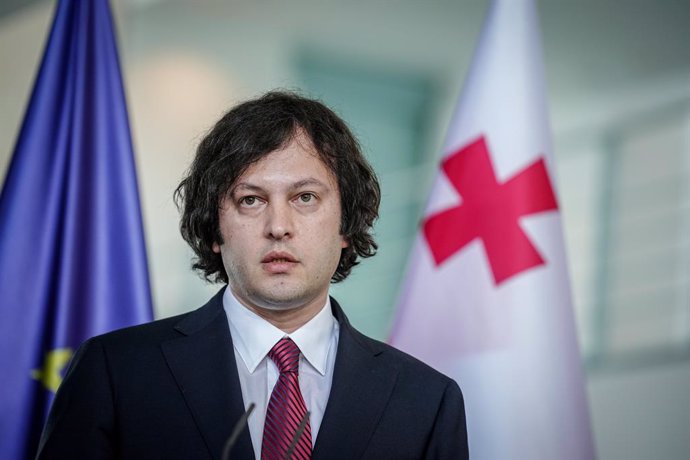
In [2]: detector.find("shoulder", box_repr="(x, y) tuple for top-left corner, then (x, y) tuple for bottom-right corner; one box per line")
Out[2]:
(80, 288), (226, 357)
(331, 297), (460, 394)
(358, 327), (460, 390)
(329, 298), (469, 458)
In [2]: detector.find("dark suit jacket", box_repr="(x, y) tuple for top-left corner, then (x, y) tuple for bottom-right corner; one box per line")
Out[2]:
(37, 289), (468, 459)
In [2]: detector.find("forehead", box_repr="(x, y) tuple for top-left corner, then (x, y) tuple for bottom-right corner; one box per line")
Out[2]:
(233, 135), (337, 189)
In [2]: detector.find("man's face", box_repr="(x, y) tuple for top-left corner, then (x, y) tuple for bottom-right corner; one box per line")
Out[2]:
(213, 135), (348, 316)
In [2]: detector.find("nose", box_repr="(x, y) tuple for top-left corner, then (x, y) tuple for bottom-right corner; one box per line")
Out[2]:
(265, 201), (293, 240)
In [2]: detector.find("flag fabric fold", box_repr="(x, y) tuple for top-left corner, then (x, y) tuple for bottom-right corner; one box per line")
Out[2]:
(0, 1), (153, 458)
(389, 1), (596, 458)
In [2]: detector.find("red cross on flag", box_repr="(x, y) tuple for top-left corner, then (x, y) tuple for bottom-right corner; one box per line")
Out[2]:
(389, 1), (596, 458)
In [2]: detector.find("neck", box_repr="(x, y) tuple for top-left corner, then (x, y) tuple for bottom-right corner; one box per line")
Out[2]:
(231, 288), (327, 333)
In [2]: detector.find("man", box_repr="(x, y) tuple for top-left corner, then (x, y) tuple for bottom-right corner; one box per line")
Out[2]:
(37, 91), (469, 459)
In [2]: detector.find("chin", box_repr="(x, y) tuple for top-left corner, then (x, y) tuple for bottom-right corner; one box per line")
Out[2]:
(253, 287), (308, 310)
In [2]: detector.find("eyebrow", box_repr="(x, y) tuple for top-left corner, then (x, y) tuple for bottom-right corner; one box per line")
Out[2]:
(291, 178), (329, 190)
(231, 178), (330, 195)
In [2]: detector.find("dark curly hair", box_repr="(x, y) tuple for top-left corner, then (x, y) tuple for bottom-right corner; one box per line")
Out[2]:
(174, 91), (380, 284)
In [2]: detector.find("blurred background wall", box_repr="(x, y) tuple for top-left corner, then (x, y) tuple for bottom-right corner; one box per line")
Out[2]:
(1, 0), (689, 458)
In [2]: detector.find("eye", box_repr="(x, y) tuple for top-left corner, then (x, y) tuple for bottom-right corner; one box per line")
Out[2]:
(298, 193), (315, 203)
(239, 196), (258, 206)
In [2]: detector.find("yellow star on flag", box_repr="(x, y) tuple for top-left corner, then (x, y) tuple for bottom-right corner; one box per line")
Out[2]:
(31, 348), (73, 393)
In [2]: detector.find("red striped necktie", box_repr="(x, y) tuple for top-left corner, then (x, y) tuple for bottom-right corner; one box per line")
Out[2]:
(261, 337), (312, 460)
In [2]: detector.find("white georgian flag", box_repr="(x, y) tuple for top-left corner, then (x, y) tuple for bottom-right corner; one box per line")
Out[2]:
(389, 1), (596, 458)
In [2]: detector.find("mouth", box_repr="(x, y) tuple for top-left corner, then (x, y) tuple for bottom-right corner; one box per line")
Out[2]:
(261, 251), (298, 263)
(261, 251), (299, 274)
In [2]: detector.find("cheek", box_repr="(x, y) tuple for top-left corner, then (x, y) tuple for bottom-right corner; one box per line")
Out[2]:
(222, 218), (252, 241)
(313, 215), (344, 246)
(233, 223), (265, 253)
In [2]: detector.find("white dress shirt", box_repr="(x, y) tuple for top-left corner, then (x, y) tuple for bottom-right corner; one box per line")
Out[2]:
(222, 288), (340, 459)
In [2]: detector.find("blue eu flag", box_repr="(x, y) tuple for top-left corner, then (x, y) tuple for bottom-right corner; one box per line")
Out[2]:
(0, 1), (153, 458)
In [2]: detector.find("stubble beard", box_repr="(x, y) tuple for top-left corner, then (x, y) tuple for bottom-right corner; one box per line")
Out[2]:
(229, 267), (325, 315)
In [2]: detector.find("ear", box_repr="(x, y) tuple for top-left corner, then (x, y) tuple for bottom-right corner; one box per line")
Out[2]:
(340, 235), (349, 249)
(212, 242), (221, 253)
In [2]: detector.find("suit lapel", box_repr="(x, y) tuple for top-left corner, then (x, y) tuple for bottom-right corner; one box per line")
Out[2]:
(161, 289), (254, 460)
(312, 299), (399, 459)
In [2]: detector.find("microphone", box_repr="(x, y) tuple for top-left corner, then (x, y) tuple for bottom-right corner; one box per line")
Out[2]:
(283, 410), (310, 460)
(222, 402), (255, 460)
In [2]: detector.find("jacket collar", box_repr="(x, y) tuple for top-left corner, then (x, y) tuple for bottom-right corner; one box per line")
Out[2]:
(312, 297), (399, 459)
(161, 287), (254, 460)
(162, 289), (399, 460)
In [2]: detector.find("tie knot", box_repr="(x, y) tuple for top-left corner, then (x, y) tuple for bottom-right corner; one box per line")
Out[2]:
(268, 337), (300, 373)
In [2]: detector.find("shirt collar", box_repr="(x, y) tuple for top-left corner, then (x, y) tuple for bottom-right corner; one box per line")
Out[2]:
(223, 287), (336, 376)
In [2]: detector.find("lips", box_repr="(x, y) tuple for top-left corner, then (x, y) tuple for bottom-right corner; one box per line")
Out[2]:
(261, 251), (298, 274)
(261, 251), (298, 263)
